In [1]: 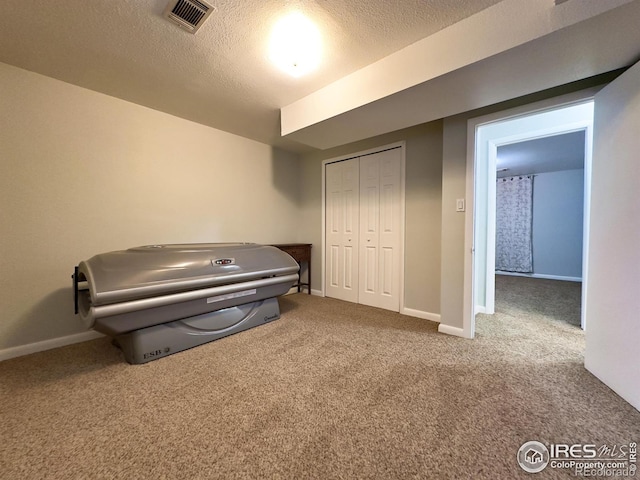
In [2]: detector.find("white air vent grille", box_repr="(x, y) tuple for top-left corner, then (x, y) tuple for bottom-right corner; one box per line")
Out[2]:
(164, 0), (214, 34)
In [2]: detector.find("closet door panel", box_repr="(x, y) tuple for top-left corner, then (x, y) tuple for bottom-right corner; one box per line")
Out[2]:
(359, 155), (379, 306)
(359, 149), (401, 311)
(325, 159), (359, 302)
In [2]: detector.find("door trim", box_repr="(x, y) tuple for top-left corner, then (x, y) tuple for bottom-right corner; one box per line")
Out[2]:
(321, 141), (406, 312)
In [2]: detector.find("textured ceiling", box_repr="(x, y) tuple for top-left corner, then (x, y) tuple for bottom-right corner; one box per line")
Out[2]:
(497, 131), (586, 178)
(0, 0), (503, 152)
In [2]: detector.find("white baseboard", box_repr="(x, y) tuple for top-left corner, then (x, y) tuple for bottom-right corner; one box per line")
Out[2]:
(0, 330), (105, 362)
(475, 305), (487, 314)
(496, 271), (582, 282)
(311, 289), (323, 296)
(438, 323), (470, 338)
(401, 307), (441, 322)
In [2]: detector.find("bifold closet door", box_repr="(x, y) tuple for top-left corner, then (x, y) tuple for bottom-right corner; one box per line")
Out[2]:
(325, 158), (359, 303)
(358, 149), (402, 311)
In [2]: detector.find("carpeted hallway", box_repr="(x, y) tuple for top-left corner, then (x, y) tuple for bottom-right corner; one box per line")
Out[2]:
(1, 278), (639, 479)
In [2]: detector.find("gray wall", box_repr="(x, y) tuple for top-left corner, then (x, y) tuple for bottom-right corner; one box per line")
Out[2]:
(440, 116), (469, 329)
(299, 122), (443, 316)
(531, 169), (584, 278)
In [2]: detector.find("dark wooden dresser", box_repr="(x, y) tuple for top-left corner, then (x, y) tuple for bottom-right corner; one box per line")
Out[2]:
(270, 244), (311, 294)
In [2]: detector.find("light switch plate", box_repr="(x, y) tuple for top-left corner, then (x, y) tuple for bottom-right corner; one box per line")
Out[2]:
(456, 198), (465, 212)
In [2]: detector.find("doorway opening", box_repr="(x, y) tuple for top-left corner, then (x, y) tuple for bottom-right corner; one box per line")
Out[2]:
(465, 99), (594, 338)
(493, 132), (586, 328)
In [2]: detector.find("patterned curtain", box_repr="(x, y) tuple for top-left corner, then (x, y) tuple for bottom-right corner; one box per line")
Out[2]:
(496, 176), (534, 273)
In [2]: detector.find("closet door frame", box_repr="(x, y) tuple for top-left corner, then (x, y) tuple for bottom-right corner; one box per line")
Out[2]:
(321, 141), (406, 312)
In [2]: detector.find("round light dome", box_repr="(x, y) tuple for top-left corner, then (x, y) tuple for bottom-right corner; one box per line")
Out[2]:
(269, 12), (321, 77)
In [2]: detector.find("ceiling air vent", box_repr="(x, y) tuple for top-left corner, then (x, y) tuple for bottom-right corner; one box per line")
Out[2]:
(163, 0), (215, 34)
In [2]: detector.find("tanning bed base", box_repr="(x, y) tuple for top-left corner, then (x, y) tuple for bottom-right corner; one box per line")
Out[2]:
(114, 297), (279, 364)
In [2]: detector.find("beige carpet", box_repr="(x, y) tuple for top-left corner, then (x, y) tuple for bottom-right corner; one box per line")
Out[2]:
(491, 274), (583, 327)
(1, 279), (639, 479)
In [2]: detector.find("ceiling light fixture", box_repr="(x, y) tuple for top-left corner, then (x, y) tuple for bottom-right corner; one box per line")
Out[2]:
(269, 12), (321, 78)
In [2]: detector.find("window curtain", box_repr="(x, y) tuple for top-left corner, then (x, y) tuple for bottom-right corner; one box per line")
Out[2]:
(496, 175), (534, 273)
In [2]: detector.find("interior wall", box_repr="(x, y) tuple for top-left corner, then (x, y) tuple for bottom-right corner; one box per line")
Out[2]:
(299, 122), (443, 316)
(530, 169), (584, 279)
(440, 115), (469, 328)
(0, 62), (301, 351)
(585, 61), (640, 411)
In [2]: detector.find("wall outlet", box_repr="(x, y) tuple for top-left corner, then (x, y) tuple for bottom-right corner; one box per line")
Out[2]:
(456, 198), (465, 212)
